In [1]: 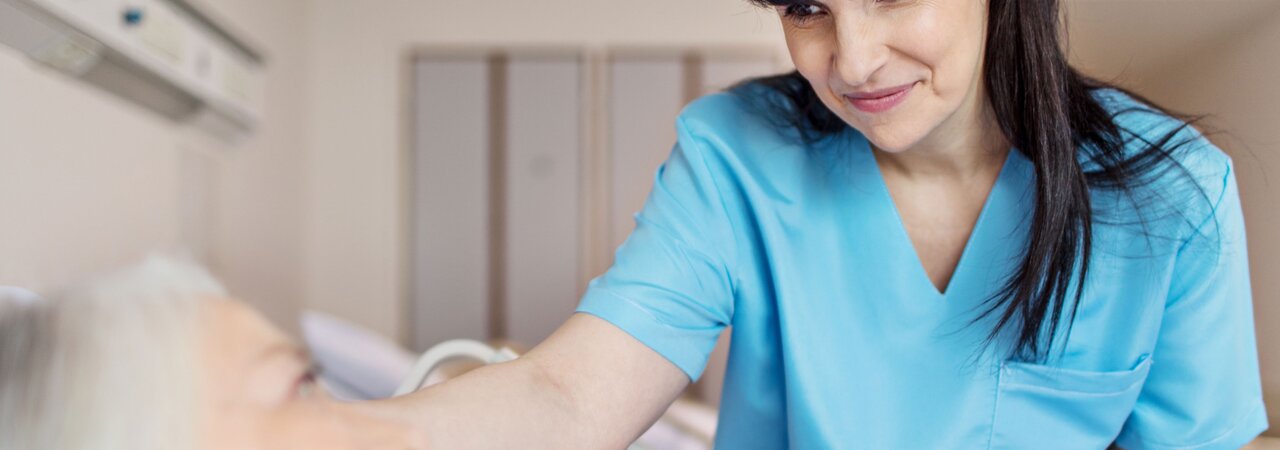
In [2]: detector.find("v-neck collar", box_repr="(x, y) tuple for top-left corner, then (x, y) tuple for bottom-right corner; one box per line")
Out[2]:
(847, 133), (1035, 301)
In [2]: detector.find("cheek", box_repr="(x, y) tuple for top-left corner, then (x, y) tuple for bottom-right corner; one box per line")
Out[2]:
(783, 26), (834, 86)
(896, 13), (949, 77)
(894, 2), (984, 94)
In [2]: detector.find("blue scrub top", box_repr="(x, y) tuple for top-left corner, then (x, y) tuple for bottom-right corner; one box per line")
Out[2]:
(576, 87), (1267, 449)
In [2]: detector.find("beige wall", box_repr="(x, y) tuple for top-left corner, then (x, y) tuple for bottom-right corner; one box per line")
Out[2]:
(1138, 10), (1280, 429)
(302, 0), (787, 340)
(0, 46), (184, 288)
(0, 0), (311, 328)
(195, 0), (311, 329)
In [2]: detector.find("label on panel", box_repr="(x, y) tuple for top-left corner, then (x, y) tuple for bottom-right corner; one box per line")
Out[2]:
(132, 1), (187, 65)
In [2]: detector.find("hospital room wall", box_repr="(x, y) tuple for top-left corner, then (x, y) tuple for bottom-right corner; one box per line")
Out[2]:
(301, 0), (788, 341)
(194, 0), (311, 329)
(1138, 12), (1280, 431)
(0, 0), (311, 328)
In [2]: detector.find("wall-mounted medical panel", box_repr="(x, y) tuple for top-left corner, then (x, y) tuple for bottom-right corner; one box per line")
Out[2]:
(0, 0), (264, 142)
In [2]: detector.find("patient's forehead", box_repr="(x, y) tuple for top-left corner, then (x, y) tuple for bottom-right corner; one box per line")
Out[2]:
(203, 297), (291, 349)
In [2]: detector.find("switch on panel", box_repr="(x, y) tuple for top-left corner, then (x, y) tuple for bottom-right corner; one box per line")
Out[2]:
(122, 7), (143, 25)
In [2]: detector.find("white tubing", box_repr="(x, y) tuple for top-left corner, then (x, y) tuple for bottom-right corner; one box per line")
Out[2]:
(394, 339), (519, 396)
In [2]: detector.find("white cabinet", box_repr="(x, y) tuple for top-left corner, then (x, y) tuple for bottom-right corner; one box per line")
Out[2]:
(409, 48), (782, 352)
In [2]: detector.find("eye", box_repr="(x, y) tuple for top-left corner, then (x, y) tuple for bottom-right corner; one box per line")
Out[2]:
(294, 364), (323, 399)
(778, 3), (826, 24)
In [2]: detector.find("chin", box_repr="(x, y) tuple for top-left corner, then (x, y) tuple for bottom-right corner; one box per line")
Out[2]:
(830, 103), (929, 153)
(855, 124), (923, 153)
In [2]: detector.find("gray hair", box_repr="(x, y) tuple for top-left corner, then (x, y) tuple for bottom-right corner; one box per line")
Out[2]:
(0, 257), (227, 450)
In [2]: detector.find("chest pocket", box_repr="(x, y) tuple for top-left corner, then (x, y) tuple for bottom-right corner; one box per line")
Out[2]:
(988, 354), (1153, 450)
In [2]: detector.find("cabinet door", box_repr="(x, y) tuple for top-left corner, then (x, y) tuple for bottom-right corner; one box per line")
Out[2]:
(700, 53), (780, 95)
(607, 56), (686, 252)
(503, 55), (583, 347)
(410, 57), (491, 351)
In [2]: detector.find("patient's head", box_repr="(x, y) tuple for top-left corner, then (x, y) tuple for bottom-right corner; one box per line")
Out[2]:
(0, 258), (422, 450)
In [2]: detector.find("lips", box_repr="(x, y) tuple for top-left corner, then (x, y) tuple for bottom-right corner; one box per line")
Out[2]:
(845, 82), (916, 114)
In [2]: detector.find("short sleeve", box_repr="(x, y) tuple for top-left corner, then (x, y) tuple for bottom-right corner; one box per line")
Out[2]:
(1115, 157), (1269, 449)
(575, 115), (738, 382)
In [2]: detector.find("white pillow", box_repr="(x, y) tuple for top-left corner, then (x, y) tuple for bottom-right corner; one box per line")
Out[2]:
(0, 286), (39, 305)
(299, 310), (417, 401)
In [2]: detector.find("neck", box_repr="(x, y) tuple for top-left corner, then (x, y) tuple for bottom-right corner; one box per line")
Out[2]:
(873, 91), (1009, 182)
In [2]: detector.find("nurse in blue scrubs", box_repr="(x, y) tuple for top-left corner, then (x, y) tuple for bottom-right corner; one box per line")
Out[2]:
(376, 1), (1267, 448)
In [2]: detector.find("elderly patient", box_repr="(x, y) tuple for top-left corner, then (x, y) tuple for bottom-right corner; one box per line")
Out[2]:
(0, 259), (425, 450)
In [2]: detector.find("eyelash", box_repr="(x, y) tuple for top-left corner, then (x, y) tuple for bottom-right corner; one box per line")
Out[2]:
(306, 364), (321, 382)
(778, 0), (900, 24)
(779, 3), (826, 24)
(295, 364), (323, 398)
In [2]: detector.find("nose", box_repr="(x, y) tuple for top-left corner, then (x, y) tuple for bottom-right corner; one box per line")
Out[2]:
(832, 14), (890, 86)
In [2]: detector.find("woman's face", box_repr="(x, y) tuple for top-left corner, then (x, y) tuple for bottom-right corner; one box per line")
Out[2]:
(199, 298), (424, 450)
(775, 0), (990, 153)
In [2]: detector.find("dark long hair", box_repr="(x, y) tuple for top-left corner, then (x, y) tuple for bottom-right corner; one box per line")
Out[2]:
(740, 0), (1211, 362)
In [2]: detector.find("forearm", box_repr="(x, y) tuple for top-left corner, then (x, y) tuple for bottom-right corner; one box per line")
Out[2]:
(358, 314), (689, 449)
(364, 356), (602, 449)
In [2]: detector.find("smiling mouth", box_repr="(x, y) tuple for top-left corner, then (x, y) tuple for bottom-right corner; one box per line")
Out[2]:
(844, 82), (916, 114)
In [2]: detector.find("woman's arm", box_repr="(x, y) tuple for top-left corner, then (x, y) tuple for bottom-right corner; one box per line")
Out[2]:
(366, 313), (690, 449)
